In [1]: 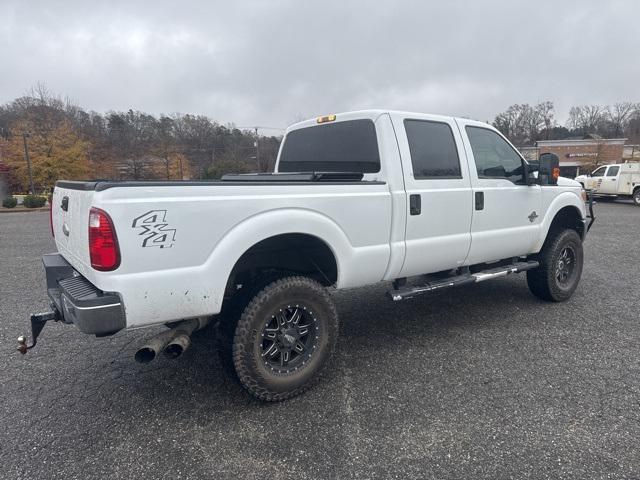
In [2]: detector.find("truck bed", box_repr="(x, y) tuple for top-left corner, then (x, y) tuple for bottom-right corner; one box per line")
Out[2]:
(51, 177), (394, 328)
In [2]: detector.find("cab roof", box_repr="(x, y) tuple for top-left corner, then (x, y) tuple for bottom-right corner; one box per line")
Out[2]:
(286, 109), (487, 133)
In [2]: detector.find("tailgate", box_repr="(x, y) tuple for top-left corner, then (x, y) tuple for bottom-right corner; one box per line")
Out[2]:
(51, 183), (96, 278)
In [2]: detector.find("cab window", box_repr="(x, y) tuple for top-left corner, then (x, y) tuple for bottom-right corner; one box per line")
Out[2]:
(606, 166), (620, 177)
(404, 119), (461, 178)
(465, 126), (525, 184)
(279, 119), (380, 173)
(591, 167), (606, 177)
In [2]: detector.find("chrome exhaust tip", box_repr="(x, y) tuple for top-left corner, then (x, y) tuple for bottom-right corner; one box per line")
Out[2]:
(163, 333), (191, 359)
(134, 329), (179, 363)
(135, 317), (210, 363)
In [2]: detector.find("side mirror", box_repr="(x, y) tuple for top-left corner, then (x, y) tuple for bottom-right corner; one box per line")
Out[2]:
(525, 160), (539, 185)
(538, 153), (560, 185)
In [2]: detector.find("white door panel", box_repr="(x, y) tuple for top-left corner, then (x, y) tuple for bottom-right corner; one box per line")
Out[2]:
(465, 183), (541, 264)
(586, 166), (607, 191)
(600, 165), (620, 194)
(456, 119), (542, 264)
(401, 188), (472, 277)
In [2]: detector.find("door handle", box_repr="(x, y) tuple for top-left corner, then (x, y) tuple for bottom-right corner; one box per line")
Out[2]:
(409, 194), (421, 215)
(475, 191), (484, 210)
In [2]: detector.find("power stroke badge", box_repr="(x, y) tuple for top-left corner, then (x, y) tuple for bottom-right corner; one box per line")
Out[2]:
(132, 210), (177, 248)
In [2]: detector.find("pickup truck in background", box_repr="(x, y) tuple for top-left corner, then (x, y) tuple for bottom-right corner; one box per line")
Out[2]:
(576, 162), (640, 205)
(20, 110), (594, 401)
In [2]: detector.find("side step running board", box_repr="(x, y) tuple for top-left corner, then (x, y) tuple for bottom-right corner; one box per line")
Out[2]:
(388, 260), (539, 301)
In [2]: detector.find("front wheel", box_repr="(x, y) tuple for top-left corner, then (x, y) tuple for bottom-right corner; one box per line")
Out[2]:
(527, 229), (584, 302)
(232, 276), (338, 401)
(633, 188), (640, 206)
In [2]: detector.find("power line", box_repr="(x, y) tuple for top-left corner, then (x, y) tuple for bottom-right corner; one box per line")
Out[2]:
(237, 125), (285, 132)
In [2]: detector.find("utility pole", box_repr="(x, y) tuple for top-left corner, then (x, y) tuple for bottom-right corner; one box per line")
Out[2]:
(254, 127), (260, 171)
(22, 132), (35, 195)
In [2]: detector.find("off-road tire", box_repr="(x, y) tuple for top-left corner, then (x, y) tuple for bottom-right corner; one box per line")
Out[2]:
(232, 276), (338, 401)
(527, 229), (583, 302)
(633, 188), (640, 206)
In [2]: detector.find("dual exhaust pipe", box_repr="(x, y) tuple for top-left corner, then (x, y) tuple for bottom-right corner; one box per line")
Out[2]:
(134, 317), (209, 364)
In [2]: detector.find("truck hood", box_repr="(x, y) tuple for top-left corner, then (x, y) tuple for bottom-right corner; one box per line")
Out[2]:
(557, 176), (581, 187)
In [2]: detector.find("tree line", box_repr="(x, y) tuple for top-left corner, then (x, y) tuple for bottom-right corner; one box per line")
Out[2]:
(0, 85), (281, 194)
(2, 85), (639, 195)
(492, 101), (640, 147)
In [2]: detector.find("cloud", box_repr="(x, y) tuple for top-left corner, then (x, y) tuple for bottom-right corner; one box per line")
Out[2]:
(1, 0), (639, 128)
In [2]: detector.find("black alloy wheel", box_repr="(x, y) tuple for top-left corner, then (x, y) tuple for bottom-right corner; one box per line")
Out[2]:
(260, 304), (318, 374)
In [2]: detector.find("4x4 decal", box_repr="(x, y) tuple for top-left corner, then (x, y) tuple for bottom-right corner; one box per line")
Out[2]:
(132, 210), (176, 248)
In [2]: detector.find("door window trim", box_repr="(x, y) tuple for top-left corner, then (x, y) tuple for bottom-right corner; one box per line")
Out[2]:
(464, 125), (528, 185)
(606, 166), (620, 177)
(404, 118), (463, 180)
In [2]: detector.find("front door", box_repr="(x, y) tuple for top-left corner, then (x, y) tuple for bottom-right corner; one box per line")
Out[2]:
(456, 120), (542, 265)
(586, 166), (606, 191)
(391, 113), (473, 278)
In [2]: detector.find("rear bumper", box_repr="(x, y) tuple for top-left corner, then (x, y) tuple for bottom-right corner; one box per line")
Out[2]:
(43, 253), (126, 336)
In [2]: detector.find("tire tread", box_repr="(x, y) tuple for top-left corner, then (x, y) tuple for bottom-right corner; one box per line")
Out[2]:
(527, 228), (583, 302)
(232, 276), (338, 401)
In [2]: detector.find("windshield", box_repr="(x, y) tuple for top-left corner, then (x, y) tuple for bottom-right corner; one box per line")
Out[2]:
(278, 119), (380, 173)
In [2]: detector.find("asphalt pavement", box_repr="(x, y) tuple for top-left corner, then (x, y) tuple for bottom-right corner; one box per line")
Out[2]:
(1, 201), (639, 480)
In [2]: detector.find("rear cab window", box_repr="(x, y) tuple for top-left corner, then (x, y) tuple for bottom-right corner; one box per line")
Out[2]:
(278, 119), (380, 173)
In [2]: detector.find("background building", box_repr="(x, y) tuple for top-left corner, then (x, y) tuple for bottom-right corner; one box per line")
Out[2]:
(519, 135), (627, 178)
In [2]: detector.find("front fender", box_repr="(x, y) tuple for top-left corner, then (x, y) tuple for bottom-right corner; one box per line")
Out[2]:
(533, 191), (586, 252)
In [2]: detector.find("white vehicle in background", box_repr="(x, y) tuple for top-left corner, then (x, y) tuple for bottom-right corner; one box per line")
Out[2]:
(576, 162), (640, 205)
(19, 110), (594, 401)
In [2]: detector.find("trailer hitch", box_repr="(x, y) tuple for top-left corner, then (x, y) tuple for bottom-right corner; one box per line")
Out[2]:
(17, 310), (60, 354)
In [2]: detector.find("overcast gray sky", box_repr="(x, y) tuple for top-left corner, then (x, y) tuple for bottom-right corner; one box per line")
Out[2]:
(2, 0), (639, 130)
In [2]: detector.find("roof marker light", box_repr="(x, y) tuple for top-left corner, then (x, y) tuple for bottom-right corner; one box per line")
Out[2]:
(317, 114), (336, 124)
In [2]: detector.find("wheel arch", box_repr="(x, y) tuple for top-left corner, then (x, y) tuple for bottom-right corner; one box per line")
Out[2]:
(204, 208), (350, 309)
(533, 193), (586, 252)
(225, 232), (339, 292)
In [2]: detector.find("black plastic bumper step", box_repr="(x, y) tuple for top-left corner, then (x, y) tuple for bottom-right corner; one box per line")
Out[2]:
(388, 260), (539, 301)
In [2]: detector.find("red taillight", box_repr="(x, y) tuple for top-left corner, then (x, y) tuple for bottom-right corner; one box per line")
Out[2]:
(88, 207), (120, 271)
(49, 203), (54, 237)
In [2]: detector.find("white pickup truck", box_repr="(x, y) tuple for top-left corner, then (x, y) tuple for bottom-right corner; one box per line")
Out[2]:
(20, 110), (594, 401)
(575, 162), (640, 205)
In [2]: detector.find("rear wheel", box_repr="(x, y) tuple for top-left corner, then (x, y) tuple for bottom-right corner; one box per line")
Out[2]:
(232, 276), (338, 401)
(527, 229), (584, 302)
(633, 188), (640, 206)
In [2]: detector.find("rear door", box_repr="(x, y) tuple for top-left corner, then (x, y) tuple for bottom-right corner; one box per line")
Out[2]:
(390, 113), (473, 277)
(457, 120), (542, 264)
(599, 165), (620, 194)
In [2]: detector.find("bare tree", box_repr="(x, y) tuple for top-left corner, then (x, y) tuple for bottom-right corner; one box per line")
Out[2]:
(607, 102), (635, 137)
(493, 102), (554, 146)
(569, 105), (606, 134)
(536, 101), (555, 140)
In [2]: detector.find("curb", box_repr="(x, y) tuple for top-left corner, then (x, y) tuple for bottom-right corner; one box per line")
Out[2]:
(0, 207), (50, 214)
